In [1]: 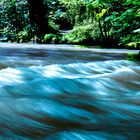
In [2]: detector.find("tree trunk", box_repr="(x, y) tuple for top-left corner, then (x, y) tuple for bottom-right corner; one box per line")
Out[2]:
(103, 20), (108, 39)
(27, 0), (48, 36)
(98, 19), (105, 40)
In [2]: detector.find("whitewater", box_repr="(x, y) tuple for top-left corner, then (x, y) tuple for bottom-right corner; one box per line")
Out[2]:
(0, 43), (140, 140)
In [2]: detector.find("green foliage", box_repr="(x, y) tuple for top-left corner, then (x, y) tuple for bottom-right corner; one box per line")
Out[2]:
(63, 23), (100, 44)
(44, 34), (61, 43)
(127, 42), (140, 49)
(0, 0), (30, 42)
(16, 30), (30, 43)
(75, 45), (88, 48)
(0, 0), (29, 33)
(0, 0), (139, 47)
(0, 0), (59, 42)
(59, 0), (86, 25)
(128, 52), (140, 61)
(48, 20), (59, 33)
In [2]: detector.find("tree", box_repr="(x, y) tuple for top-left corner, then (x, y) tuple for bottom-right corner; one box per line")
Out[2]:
(27, 0), (48, 36)
(0, 0), (29, 41)
(86, 0), (140, 47)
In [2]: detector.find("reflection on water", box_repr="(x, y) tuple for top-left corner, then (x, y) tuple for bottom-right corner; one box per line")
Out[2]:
(0, 44), (140, 139)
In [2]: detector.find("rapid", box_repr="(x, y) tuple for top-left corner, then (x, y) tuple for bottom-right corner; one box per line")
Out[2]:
(0, 43), (140, 140)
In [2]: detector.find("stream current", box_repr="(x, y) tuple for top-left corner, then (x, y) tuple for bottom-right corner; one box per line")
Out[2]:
(0, 43), (140, 140)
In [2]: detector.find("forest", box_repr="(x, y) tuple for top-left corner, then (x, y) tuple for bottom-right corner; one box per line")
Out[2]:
(0, 0), (140, 49)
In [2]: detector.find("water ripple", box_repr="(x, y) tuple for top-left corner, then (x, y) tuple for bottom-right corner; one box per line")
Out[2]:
(0, 51), (140, 139)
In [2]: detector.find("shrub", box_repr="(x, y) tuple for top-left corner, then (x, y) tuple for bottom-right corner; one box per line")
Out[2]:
(16, 30), (29, 43)
(128, 52), (140, 61)
(127, 42), (140, 49)
(62, 23), (100, 44)
(48, 20), (59, 33)
(44, 34), (61, 43)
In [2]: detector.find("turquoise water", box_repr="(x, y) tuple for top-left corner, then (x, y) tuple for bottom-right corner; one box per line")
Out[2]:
(0, 44), (140, 139)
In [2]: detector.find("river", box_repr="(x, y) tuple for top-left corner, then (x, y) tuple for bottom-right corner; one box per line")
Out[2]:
(0, 43), (140, 140)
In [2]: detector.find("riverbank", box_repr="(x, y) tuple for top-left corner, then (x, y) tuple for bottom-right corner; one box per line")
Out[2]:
(0, 42), (139, 54)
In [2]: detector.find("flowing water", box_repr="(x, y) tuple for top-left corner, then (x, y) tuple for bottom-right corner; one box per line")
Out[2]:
(0, 43), (140, 140)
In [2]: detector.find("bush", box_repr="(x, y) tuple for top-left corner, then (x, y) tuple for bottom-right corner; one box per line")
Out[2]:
(127, 42), (140, 49)
(128, 52), (140, 61)
(16, 30), (30, 43)
(0, 27), (14, 42)
(62, 23), (100, 44)
(44, 34), (61, 43)
(48, 20), (59, 33)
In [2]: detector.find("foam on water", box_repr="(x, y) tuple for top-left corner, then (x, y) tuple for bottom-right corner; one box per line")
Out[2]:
(0, 44), (140, 139)
(0, 59), (140, 139)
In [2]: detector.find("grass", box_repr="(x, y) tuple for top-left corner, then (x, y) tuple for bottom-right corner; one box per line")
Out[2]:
(74, 45), (89, 48)
(128, 53), (140, 61)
